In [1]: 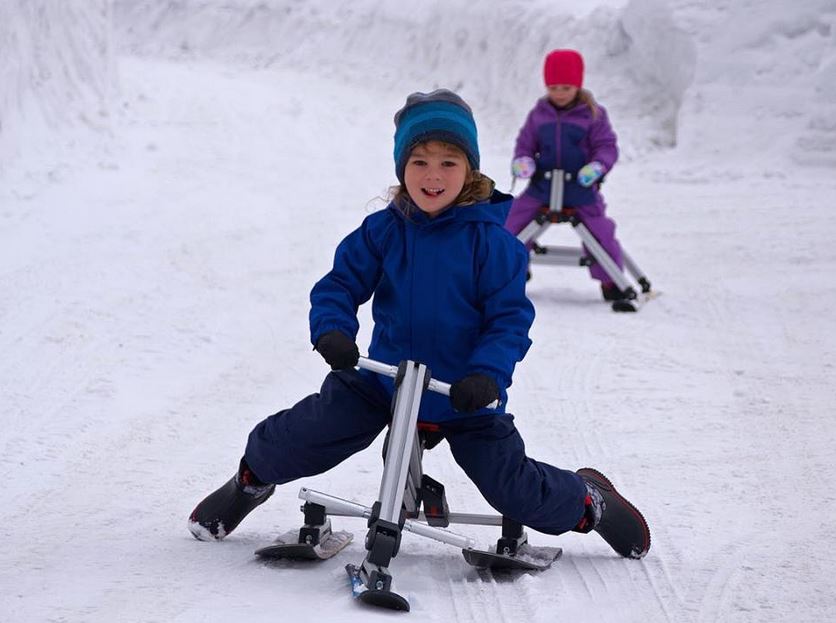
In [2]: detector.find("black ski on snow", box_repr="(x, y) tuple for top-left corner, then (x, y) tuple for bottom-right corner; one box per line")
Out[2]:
(254, 528), (353, 561)
(462, 544), (563, 571)
(611, 289), (661, 312)
(346, 564), (410, 612)
(343, 545), (560, 612)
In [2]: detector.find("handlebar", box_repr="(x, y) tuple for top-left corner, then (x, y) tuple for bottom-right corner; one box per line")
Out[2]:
(356, 356), (500, 410)
(356, 356), (451, 396)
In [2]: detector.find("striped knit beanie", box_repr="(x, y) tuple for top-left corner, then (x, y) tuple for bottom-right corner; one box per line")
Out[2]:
(393, 89), (479, 183)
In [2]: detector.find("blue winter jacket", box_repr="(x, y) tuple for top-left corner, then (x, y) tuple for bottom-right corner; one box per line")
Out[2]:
(310, 190), (534, 422)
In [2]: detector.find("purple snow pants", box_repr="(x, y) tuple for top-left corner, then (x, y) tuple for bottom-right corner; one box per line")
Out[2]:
(505, 191), (624, 285)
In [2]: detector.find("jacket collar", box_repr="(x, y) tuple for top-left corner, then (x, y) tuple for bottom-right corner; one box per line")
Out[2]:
(388, 189), (514, 227)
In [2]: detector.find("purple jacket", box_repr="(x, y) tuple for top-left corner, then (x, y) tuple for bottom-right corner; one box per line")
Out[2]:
(515, 97), (618, 210)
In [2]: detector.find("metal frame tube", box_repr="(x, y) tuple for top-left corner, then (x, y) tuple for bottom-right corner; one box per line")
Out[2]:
(356, 357), (398, 379)
(403, 520), (476, 549)
(572, 221), (634, 293)
(357, 357), (451, 397)
(377, 362), (425, 522)
(548, 169), (565, 212)
(529, 245), (586, 266)
(530, 255), (586, 267)
(300, 487), (370, 519)
(299, 488), (477, 549)
(622, 249), (649, 285)
(358, 356), (496, 408)
(517, 219), (550, 246)
(533, 246), (584, 258)
(421, 511), (503, 527)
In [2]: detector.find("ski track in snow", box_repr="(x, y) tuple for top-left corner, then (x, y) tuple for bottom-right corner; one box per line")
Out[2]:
(4, 2), (836, 619)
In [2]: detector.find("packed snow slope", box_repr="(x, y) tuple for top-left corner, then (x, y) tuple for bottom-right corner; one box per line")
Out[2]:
(1, 1), (835, 622)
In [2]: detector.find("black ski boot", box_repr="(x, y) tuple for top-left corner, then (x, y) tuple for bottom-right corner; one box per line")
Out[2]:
(601, 284), (627, 301)
(574, 468), (651, 559)
(188, 458), (275, 541)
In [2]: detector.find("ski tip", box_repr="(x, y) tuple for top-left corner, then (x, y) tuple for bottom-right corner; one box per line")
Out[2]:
(462, 545), (561, 571)
(345, 564), (410, 611)
(358, 588), (410, 612)
(611, 289), (660, 312)
(256, 529), (354, 561)
(611, 300), (639, 312)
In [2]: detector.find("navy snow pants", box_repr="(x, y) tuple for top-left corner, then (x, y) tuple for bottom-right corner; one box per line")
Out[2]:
(245, 370), (587, 535)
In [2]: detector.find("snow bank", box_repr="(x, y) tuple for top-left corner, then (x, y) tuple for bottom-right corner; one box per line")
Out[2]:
(113, 0), (695, 155)
(674, 0), (836, 169)
(112, 0), (836, 167)
(3, 0), (833, 177)
(0, 0), (116, 170)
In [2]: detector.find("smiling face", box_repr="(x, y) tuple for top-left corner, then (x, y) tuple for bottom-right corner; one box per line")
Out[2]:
(403, 141), (469, 217)
(547, 84), (579, 108)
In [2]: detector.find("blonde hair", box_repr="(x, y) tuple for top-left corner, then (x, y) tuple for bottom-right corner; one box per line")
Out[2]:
(577, 88), (599, 118)
(389, 141), (495, 216)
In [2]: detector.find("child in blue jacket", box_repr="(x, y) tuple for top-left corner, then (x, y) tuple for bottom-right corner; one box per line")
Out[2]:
(188, 89), (650, 559)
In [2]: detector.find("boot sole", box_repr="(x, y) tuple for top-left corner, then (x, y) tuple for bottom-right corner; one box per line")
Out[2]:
(577, 467), (651, 559)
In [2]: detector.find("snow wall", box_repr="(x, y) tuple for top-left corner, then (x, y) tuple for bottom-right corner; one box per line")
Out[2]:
(0, 1), (115, 167)
(113, 0), (697, 156)
(2, 0), (835, 171)
(111, 0), (836, 167)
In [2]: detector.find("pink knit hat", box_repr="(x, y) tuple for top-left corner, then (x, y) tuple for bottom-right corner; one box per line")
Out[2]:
(543, 49), (584, 88)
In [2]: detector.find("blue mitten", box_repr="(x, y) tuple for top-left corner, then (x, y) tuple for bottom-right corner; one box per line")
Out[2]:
(511, 156), (537, 179)
(577, 161), (605, 187)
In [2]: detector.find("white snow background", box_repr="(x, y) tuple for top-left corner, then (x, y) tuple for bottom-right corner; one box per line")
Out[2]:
(2, 0), (835, 621)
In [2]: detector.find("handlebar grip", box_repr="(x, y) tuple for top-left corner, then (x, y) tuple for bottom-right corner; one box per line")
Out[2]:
(357, 356), (499, 409)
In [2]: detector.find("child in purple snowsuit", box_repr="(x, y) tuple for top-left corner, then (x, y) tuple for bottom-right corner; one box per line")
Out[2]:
(505, 49), (625, 301)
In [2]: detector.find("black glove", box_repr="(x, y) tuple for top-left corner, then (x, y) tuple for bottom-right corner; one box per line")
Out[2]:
(449, 374), (499, 412)
(315, 330), (359, 370)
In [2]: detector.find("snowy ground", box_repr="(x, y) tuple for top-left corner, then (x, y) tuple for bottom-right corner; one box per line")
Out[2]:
(2, 1), (836, 622)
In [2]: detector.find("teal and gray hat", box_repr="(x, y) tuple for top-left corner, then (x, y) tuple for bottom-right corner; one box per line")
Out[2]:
(393, 89), (480, 183)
